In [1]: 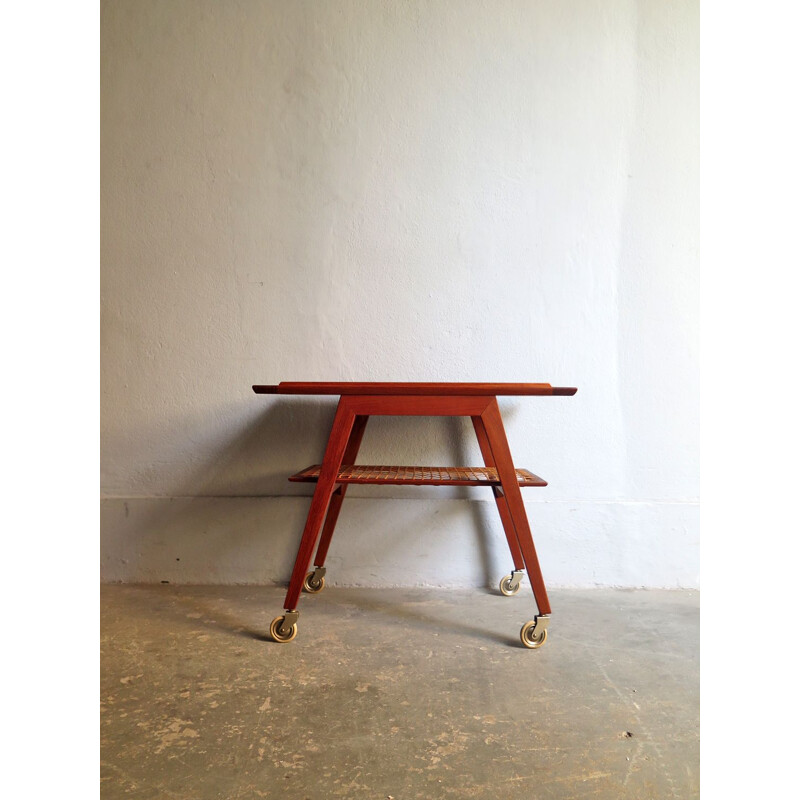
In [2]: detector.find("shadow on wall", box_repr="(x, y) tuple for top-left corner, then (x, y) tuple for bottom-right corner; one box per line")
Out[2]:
(105, 397), (522, 589)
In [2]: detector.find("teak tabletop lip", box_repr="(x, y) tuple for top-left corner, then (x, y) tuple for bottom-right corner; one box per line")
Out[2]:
(253, 381), (578, 396)
(257, 380), (577, 648)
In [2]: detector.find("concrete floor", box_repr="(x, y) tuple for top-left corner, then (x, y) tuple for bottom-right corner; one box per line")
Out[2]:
(101, 585), (699, 799)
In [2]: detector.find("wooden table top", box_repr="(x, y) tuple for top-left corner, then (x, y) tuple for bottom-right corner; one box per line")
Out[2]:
(253, 382), (577, 396)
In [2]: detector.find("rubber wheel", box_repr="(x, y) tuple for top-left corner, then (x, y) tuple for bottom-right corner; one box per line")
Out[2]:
(303, 572), (325, 593)
(520, 620), (548, 649)
(499, 574), (521, 596)
(269, 615), (298, 643)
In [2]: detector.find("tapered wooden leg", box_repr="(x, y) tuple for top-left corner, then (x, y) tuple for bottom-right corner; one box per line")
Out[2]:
(472, 416), (525, 571)
(312, 415), (369, 568)
(282, 399), (356, 612)
(480, 399), (551, 616)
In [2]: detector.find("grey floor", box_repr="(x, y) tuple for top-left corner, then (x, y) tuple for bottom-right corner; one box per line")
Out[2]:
(101, 585), (699, 799)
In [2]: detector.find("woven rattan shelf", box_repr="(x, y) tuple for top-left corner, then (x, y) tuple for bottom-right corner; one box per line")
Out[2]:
(289, 464), (547, 487)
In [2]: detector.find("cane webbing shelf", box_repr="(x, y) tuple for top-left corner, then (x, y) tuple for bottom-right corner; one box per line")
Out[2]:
(289, 464), (547, 487)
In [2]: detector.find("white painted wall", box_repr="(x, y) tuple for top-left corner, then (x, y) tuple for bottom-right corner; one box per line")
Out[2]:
(101, 0), (699, 587)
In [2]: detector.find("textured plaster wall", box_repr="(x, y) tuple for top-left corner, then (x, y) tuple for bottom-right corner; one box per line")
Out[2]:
(101, 0), (699, 587)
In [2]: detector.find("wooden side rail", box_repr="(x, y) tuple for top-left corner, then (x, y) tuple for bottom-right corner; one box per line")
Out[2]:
(289, 464), (547, 487)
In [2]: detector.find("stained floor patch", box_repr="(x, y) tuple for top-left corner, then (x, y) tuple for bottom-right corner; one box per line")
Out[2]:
(101, 585), (699, 799)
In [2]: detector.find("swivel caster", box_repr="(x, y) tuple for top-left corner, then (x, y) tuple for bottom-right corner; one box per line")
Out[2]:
(520, 615), (549, 649)
(269, 611), (299, 643)
(303, 566), (326, 594)
(499, 570), (524, 596)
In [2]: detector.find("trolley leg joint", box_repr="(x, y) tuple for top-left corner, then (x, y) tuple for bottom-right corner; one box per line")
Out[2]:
(507, 569), (524, 592)
(279, 610), (299, 637)
(308, 566), (326, 588)
(532, 614), (549, 636)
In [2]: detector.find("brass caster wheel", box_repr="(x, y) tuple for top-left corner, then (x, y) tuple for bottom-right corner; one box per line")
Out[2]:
(269, 615), (298, 643)
(499, 573), (522, 596)
(303, 571), (325, 594)
(520, 619), (548, 649)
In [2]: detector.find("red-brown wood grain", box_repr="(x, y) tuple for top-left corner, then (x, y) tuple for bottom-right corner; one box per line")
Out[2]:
(311, 415), (369, 569)
(473, 415), (526, 572)
(282, 398), (356, 611)
(480, 398), (552, 615)
(269, 382), (576, 628)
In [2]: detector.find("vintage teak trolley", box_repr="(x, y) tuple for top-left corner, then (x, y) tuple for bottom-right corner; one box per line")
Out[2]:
(253, 382), (577, 648)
